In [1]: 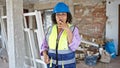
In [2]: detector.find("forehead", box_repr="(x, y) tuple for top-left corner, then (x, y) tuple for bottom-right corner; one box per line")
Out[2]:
(56, 12), (67, 14)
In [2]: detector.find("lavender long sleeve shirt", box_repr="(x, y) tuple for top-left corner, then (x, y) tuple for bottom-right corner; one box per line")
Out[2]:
(41, 27), (81, 55)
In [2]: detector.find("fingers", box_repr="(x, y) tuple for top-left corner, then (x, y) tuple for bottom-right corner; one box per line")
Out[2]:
(58, 20), (63, 25)
(57, 23), (69, 30)
(57, 20), (65, 29)
(44, 54), (50, 64)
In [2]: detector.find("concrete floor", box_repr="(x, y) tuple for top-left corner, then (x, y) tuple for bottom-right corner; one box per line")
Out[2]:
(0, 59), (8, 68)
(76, 56), (120, 68)
(0, 56), (120, 68)
(0, 47), (9, 68)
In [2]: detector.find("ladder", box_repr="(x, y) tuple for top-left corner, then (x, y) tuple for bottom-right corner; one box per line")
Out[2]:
(0, 10), (47, 68)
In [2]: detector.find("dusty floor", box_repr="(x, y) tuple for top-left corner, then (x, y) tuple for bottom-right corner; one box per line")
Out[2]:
(0, 56), (120, 68)
(0, 58), (8, 68)
(76, 56), (120, 68)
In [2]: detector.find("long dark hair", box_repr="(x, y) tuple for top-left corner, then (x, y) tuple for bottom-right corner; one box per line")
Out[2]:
(51, 12), (72, 24)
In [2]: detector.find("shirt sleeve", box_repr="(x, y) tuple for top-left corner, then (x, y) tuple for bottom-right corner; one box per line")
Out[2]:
(40, 38), (49, 55)
(69, 27), (81, 51)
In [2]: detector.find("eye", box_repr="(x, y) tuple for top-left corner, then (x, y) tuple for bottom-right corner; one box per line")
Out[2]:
(56, 13), (67, 16)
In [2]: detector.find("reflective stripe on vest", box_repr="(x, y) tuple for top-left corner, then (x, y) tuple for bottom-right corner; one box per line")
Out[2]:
(48, 49), (76, 65)
(48, 49), (73, 54)
(51, 57), (75, 65)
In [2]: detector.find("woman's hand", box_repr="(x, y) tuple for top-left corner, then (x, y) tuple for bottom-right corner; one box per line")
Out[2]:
(57, 20), (69, 30)
(43, 51), (50, 64)
(57, 20), (73, 44)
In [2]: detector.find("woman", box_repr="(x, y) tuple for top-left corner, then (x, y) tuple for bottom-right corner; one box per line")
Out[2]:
(41, 2), (81, 68)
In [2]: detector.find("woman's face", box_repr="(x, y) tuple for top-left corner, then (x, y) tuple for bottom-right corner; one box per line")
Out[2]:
(55, 12), (67, 24)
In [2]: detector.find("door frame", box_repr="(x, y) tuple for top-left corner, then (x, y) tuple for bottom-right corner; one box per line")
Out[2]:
(118, 4), (120, 55)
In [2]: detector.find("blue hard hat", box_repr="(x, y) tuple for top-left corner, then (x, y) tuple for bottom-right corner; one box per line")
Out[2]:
(53, 2), (70, 13)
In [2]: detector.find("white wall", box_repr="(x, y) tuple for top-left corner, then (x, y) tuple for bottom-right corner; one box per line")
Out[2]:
(106, 0), (120, 54)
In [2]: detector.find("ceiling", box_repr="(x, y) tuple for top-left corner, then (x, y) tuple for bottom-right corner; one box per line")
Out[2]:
(0, 0), (50, 5)
(23, 0), (49, 4)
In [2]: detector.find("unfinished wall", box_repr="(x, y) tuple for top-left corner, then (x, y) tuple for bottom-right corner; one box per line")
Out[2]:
(73, 0), (107, 39)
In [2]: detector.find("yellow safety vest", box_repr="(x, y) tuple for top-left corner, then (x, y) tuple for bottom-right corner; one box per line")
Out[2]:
(48, 24), (72, 50)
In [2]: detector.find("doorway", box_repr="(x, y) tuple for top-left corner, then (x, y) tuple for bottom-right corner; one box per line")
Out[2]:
(118, 4), (120, 55)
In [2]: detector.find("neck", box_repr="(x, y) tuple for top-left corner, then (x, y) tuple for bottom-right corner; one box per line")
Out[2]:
(57, 28), (62, 34)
